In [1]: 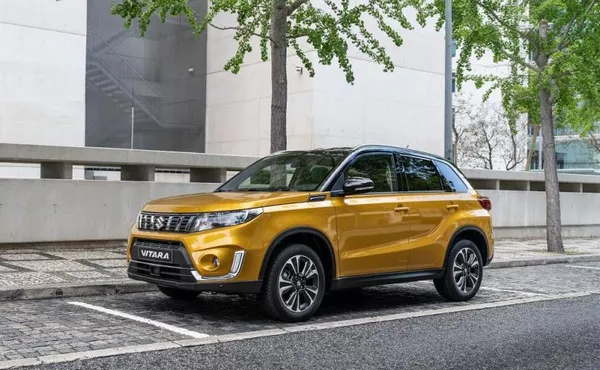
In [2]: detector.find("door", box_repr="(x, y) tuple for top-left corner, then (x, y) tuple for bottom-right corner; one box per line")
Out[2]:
(398, 155), (457, 270)
(332, 152), (411, 277)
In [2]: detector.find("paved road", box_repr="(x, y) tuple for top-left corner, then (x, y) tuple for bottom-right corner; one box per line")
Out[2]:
(36, 294), (600, 370)
(1, 261), (599, 369)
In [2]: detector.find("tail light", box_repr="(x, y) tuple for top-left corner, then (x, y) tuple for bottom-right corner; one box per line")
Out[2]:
(478, 196), (492, 211)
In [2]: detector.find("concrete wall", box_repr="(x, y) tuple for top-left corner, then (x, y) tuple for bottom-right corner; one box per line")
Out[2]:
(1, 146), (600, 243)
(205, 8), (445, 156)
(480, 190), (600, 238)
(0, 0), (86, 147)
(0, 179), (217, 244)
(2, 178), (599, 244)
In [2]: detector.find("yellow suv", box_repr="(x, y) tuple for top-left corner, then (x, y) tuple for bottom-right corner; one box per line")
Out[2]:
(128, 145), (494, 322)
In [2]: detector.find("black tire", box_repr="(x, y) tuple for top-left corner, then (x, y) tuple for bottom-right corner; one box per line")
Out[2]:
(260, 244), (326, 322)
(157, 285), (200, 301)
(434, 239), (483, 301)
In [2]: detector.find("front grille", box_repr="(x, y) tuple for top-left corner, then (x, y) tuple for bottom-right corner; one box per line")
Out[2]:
(129, 239), (196, 282)
(129, 261), (196, 282)
(138, 212), (197, 233)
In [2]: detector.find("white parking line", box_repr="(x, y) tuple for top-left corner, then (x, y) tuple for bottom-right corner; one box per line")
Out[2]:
(565, 265), (600, 271)
(67, 301), (209, 339)
(478, 286), (546, 296)
(1, 292), (591, 370)
(283, 292), (591, 332)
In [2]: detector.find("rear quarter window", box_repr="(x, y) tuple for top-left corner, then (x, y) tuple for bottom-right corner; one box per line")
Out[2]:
(436, 161), (469, 193)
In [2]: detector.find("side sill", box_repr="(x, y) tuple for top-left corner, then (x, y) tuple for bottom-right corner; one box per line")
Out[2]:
(330, 269), (444, 291)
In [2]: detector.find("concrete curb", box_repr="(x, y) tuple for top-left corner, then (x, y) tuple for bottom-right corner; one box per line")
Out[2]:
(1, 255), (598, 302)
(0, 281), (156, 301)
(488, 254), (600, 269)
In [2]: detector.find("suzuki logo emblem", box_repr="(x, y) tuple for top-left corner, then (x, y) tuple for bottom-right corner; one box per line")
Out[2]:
(154, 216), (165, 230)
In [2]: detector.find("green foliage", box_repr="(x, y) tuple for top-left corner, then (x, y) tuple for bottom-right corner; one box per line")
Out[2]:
(112, 0), (429, 84)
(425, 0), (600, 136)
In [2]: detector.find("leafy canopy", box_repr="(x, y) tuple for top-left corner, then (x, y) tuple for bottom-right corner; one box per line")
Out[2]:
(112, 0), (429, 84)
(426, 0), (600, 135)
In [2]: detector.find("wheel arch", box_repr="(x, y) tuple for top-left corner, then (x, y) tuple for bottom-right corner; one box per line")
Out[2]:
(444, 226), (489, 267)
(259, 227), (336, 289)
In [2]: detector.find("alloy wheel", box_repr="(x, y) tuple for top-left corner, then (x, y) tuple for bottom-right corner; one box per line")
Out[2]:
(452, 247), (480, 294)
(278, 255), (320, 313)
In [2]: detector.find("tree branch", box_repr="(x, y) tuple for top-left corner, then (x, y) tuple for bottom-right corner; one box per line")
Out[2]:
(286, 31), (310, 39)
(209, 23), (274, 42)
(474, 0), (534, 42)
(287, 0), (310, 15)
(590, 134), (600, 152)
(558, 0), (597, 50)
(497, 47), (541, 73)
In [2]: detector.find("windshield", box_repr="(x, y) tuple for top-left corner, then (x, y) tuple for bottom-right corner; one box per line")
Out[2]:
(217, 150), (350, 192)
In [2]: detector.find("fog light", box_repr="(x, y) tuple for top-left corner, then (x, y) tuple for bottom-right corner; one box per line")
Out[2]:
(212, 256), (220, 268)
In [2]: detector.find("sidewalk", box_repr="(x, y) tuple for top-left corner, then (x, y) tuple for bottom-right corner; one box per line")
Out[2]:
(488, 238), (600, 268)
(0, 238), (599, 301)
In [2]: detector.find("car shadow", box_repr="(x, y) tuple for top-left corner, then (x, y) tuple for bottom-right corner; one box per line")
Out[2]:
(93, 283), (448, 329)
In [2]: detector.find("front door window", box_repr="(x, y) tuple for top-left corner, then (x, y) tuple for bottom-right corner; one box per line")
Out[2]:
(344, 154), (397, 193)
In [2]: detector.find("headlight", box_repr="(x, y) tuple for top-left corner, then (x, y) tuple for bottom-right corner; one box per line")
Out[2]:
(189, 208), (263, 232)
(135, 212), (142, 228)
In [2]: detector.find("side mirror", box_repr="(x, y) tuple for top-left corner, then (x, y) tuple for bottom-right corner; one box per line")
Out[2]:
(343, 177), (374, 195)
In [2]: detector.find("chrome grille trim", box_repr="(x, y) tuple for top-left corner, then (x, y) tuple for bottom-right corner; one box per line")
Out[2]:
(137, 212), (197, 233)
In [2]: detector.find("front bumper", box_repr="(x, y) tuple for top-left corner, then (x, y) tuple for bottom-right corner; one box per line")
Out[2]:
(128, 267), (261, 294)
(128, 238), (262, 294)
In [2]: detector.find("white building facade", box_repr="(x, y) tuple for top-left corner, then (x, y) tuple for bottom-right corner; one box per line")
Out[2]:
(1, 0), (446, 175)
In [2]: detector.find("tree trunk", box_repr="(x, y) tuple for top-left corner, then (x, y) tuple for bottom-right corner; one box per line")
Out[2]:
(452, 125), (460, 164)
(525, 124), (539, 170)
(269, 0), (288, 153)
(452, 139), (459, 165)
(537, 19), (564, 253)
(539, 86), (564, 253)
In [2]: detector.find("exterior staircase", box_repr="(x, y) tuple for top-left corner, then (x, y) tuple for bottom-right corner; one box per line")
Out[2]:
(85, 32), (197, 148)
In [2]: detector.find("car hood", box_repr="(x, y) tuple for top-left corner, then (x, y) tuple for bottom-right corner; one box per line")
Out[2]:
(143, 191), (313, 213)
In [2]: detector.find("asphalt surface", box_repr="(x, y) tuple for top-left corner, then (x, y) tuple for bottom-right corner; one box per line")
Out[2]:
(2, 261), (599, 369)
(32, 293), (600, 370)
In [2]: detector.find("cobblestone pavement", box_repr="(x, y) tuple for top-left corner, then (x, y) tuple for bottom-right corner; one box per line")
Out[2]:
(0, 261), (599, 365)
(0, 238), (598, 297)
(0, 247), (127, 291)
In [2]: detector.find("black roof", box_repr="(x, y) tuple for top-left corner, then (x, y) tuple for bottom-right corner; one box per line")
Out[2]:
(271, 144), (451, 165)
(278, 144), (447, 161)
(351, 144), (449, 162)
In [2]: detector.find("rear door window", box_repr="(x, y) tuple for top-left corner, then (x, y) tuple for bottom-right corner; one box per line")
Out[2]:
(399, 156), (443, 192)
